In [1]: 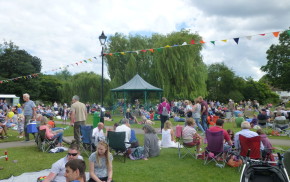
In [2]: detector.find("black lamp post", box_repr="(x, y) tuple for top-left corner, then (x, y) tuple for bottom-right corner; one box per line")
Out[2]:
(99, 31), (107, 108)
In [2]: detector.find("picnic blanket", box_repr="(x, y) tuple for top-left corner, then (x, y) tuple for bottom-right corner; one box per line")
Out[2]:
(0, 169), (89, 182)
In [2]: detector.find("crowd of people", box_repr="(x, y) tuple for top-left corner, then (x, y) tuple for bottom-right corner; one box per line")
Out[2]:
(1, 93), (290, 181)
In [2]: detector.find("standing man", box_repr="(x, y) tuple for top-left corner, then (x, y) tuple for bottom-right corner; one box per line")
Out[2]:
(70, 95), (87, 146)
(158, 97), (170, 131)
(23, 93), (37, 142)
(199, 96), (208, 131)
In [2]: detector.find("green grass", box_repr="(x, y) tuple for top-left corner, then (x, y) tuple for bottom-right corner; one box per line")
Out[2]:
(0, 134), (241, 182)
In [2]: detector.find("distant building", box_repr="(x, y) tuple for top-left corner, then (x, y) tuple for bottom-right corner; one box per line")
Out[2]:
(0, 94), (20, 106)
(275, 91), (290, 103)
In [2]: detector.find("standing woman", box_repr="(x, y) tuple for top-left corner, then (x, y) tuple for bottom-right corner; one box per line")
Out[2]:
(192, 98), (205, 134)
(89, 141), (113, 182)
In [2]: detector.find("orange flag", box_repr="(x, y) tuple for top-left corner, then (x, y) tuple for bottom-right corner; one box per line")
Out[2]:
(200, 40), (206, 44)
(272, 32), (280, 37)
(148, 49), (154, 53)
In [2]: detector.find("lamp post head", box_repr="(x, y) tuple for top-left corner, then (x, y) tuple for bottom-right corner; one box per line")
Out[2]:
(99, 31), (107, 46)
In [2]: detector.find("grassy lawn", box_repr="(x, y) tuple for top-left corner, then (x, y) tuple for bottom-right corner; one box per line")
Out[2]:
(0, 113), (289, 181)
(1, 134), (241, 182)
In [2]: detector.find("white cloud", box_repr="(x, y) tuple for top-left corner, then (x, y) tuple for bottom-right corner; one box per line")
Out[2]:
(0, 0), (289, 80)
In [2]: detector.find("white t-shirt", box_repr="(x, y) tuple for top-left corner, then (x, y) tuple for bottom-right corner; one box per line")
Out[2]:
(50, 155), (83, 182)
(92, 127), (105, 144)
(115, 124), (131, 148)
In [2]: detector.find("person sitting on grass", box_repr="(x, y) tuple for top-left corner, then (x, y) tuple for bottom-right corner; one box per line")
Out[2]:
(88, 141), (113, 182)
(256, 129), (274, 153)
(161, 120), (179, 148)
(153, 111), (160, 121)
(125, 108), (138, 124)
(227, 129), (235, 145)
(142, 125), (160, 160)
(104, 111), (113, 122)
(44, 144), (83, 182)
(0, 126), (4, 139)
(235, 113), (244, 128)
(182, 118), (203, 156)
(65, 159), (86, 182)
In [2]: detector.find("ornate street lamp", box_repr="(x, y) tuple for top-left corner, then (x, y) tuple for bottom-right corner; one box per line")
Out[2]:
(99, 31), (107, 107)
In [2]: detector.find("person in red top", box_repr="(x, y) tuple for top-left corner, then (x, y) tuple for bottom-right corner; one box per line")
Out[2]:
(208, 119), (233, 151)
(158, 97), (170, 131)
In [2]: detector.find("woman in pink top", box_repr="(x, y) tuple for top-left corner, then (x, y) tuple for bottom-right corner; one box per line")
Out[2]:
(39, 123), (63, 146)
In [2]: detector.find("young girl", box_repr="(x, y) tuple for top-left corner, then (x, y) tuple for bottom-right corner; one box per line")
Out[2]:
(89, 141), (113, 182)
(161, 120), (179, 148)
(17, 114), (25, 138)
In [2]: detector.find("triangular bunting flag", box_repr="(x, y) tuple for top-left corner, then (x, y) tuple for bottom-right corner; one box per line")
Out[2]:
(88, 59), (92, 61)
(164, 45), (171, 48)
(114, 53), (119, 55)
(140, 50), (147, 52)
(156, 48), (162, 52)
(190, 40), (195, 44)
(221, 40), (227, 42)
(76, 63), (78, 65)
(135, 51), (139, 54)
(272, 32), (280, 37)
(287, 30), (290, 36)
(233, 38), (239, 44)
(148, 49), (154, 53)
(200, 40), (206, 44)
(210, 41), (215, 45)
(259, 34), (266, 36)
(246, 36), (252, 40)
(80, 61), (82, 63)
(182, 42), (187, 45)
(173, 44), (179, 47)
(84, 60), (87, 63)
(109, 53), (113, 56)
(120, 52), (125, 55)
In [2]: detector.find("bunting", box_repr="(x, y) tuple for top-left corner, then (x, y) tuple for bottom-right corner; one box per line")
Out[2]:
(0, 57), (96, 84)
(102, 29), (287, 57)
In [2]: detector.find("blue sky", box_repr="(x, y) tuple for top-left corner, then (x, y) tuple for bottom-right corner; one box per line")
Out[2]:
(0, 0), (289, 80)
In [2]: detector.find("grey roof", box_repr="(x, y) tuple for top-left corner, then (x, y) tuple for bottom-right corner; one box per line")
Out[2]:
(111, 74), (163, 92)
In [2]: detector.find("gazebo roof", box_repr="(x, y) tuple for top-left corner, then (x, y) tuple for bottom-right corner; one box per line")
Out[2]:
(111, 74), (162, 92)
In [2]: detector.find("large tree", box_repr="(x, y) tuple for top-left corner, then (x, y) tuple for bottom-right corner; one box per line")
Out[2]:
(0, 41), (42, 100)
(106, 30), (208, 100)
(261, 29), (290, 91)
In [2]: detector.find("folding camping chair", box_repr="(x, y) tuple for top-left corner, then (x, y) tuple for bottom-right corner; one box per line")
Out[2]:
(80, 125), (94, 157)
(36, 129), (58, 152)
(239, 135), (261, 160)
(204, 130), (227, 167)
(107, 131), (130, 163)
(175, 125), (198, 159)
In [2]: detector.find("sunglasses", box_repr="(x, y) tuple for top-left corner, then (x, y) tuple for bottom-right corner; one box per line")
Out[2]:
(67, 153), (78, 156)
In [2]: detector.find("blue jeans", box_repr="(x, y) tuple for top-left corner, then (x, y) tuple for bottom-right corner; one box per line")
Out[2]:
(201, 115), (208, 131)
(52, 132), (63, 143)
(194, 118), (205, 133)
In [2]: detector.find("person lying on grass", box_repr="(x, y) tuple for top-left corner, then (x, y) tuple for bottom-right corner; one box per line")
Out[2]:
(44, 144), (83, 182)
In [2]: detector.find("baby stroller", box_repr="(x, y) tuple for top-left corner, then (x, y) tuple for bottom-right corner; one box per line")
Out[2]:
(240, 150), (289, 182)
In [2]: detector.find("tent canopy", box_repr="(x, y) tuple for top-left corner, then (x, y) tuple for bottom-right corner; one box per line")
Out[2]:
(111, 74), (162, 92)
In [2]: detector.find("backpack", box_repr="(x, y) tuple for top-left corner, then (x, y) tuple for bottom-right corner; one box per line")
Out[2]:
(161, 104), (168, 116)
(129, 146), (144, 160)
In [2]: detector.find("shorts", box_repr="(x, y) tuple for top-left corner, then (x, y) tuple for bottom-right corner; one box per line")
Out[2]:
(184, 136), (200, 146)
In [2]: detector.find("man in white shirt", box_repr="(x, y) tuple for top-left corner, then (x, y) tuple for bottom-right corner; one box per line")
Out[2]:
(234, 121), (264, 150)
(115, 118), (131, 148)
(92, 122), (105, 145)
(44, 144), (83, 182)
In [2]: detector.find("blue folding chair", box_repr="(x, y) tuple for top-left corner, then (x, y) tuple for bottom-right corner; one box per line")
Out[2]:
(80, 125), (94, 157)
